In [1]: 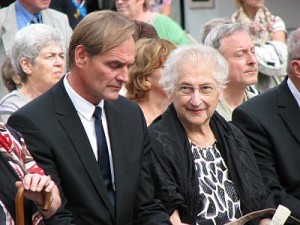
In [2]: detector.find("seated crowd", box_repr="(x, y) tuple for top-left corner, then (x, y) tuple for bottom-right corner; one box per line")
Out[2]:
(0, 0), (299, 224)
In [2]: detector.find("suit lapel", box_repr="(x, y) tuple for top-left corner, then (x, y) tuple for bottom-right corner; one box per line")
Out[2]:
(105, 100), (125, 218)
(2, 4), (18, 54)
(52, 80), (115, 218)
(277, 80), (300, 144)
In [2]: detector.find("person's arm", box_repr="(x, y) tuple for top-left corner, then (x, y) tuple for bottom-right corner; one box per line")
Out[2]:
(15, 174), (61, 219)
(131, 108), (171, 225)
(271, 31), (286, 43)
(232, 106), (300, 218)
(271, 16), (286, 43)
(8, 113), (75, 225)
(170, 210), (190, 225)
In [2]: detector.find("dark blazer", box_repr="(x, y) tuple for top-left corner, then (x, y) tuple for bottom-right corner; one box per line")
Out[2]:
(8, 78), (170, 225)
(232, 79), (300, 219)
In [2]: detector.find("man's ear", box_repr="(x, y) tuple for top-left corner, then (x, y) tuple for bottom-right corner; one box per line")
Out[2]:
(291, 60), (300, 78)
(20, 57), (32, 75)
(74, 45), (88, 68)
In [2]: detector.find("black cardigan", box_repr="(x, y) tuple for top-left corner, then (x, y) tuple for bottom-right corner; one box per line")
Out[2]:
(148, 104), (274, 225)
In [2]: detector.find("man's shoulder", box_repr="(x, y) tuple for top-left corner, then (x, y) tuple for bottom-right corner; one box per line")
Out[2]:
(240, 86), (279, 110)
(42, 8), (69, 20)
(0, 3), (13, 20)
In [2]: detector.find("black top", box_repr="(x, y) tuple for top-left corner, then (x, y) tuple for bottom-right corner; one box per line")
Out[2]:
(149, 104), (274, 225)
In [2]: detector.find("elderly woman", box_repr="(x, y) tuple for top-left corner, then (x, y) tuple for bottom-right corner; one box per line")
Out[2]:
(0, 122), (61, 224)
(0, 24), (65, 123)
(126, 38), (176, 125)
(148, 45), (273, 225)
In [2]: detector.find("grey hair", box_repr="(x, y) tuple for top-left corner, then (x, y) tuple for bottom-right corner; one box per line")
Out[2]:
(160, 44), (229, 95)
(204, 23), (249, 52)
(10, 24), (64, 82)
(287, 28), (300, 75)
(199, 17), (231, 44)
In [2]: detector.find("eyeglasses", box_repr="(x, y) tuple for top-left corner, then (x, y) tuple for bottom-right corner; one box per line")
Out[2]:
(177, 84), (217, 96)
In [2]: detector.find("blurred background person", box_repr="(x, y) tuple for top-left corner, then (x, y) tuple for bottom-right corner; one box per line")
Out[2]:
(231, 0), (287, 93)
(114, 0), (194, 46)
(199, 17), (231, 44)
(205, 23), (258, 121)
(0, 122), (61, 224)
(1, 55), (21, 93)
(0, 0), (72, 98)
(126, 38), (176, 125)
(0, 24), (65, 123)
(149, 0), (172, 16)
(232, 27), (300, 219)
(50, 0), (87, 29)
(134, 20), (158, 39)
(149, 44), (272, 225)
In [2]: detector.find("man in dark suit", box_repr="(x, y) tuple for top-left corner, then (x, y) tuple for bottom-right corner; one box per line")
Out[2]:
(232, 27), (300, 219)
(8, 10), (171, 225)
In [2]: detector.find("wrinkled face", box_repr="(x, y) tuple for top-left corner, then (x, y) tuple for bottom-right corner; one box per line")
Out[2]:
(114, 0), (142, 20)
(74, 37), (136, 104)
(28, 43), (65, 93)
(242, 0), (265, 10)
(171, 64), (222, 130)
(20, 0), (51, 14)
(220, 31), (257, 89)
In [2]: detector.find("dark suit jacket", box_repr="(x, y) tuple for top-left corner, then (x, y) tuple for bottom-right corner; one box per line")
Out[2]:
(232, 79), (300, 219)
(8, 78), (170, 225)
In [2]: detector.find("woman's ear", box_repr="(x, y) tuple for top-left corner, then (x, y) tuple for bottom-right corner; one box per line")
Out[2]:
(143, 79), (152, 90)
(20, 57), (32, 75)
(218, 88), (224, 102)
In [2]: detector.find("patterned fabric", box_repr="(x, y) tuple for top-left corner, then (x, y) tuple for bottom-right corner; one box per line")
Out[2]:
(231, 6), (286, 46)
(0, 122), (44, 225)
(191, 141), (242, 225)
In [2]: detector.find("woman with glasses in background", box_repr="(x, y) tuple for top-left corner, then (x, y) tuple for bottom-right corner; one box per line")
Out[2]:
(148, 44), (273, 225)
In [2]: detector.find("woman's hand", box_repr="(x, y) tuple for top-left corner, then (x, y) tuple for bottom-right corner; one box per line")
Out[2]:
(259, 218), (272, 225)
(15, 174), (61, 219)
(170, 210), (190, 225)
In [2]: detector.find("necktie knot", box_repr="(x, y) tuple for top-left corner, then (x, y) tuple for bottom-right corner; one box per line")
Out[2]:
(93, 106), (102, 120)
(31, 15), (40, 24)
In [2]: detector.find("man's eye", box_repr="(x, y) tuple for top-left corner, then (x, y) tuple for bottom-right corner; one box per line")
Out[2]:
(109, 63), (121, 69)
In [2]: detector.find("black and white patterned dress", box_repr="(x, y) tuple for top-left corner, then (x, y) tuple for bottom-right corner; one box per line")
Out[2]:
(190, 141), (242, 225)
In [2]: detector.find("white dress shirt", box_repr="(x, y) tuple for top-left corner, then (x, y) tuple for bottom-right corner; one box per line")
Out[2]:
(287, 78), (300, 108)
(63, 74), (115, 188)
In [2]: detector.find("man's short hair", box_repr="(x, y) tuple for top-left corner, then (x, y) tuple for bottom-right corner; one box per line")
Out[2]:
(68, 10), (137, 69)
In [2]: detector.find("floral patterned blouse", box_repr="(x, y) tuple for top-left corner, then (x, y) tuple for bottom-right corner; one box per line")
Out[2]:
(0, 123), (44, 225)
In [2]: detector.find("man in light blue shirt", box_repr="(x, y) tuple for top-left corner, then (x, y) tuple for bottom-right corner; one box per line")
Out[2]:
(0, 0), (72, 98)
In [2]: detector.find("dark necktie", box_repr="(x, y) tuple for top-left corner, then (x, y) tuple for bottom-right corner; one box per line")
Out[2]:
(93, 106), (115, 207)
(30, 15), (39, 24)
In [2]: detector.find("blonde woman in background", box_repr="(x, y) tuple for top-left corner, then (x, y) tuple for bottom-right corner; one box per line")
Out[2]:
(231, 0), (286, 45)
(126, 38), (176, 126)
(231, 0), (287, 93)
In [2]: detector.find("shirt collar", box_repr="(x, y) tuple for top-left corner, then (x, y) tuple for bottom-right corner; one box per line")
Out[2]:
(287, 77), (300, 108)
(63, 74), (104, 121)
(15, 0), (43, 29)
